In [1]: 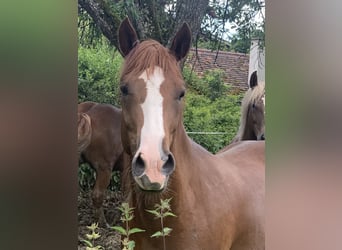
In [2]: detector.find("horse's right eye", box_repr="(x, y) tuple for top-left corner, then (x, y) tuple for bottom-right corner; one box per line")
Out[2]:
(178, 90), (185, 100)
(120, 85), (129, 96)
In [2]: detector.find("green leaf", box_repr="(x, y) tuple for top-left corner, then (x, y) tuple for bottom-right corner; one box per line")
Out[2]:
(162, 227), (173, 236)
(127, 240), (135, 250)
(86, 222), (99, 231)
(151, 231), (163, 238)
(127, 214), (134, 221)
(86, 247), (103, 250)
(81, 239), (93, 247)
(85, 233), (93, 240)
(92, 232), (101, 240)
(128, 227), (145, 235)
(86, 231), (101, 240)
(111, 226), (127, 235)
(160, 198), (172, 210)
(145, 209), (161, 217)
(163, 212), (177, 217)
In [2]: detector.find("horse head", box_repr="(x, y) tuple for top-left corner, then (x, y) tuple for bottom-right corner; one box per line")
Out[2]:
(118, 18), (191, 192)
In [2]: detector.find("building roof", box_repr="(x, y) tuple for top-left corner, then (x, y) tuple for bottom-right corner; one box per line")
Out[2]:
(186, 48), (249, 92)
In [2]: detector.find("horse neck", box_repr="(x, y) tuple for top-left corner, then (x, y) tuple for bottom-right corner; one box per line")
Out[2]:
(166, 122), (212, 211)
(241, 126), (256, 140)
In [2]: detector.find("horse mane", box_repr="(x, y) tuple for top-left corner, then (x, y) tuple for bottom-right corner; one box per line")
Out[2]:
(121, 40), (183, 79)
(234, 81), (265, 140)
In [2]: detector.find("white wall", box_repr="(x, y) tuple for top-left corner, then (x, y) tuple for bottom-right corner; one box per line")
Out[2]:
(248, 39), (265, 86)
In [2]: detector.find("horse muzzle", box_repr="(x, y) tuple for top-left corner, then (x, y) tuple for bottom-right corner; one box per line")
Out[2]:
(258, 133), (265, 140)
(134, 174), (169, 191)
(132, 152), (175, 191)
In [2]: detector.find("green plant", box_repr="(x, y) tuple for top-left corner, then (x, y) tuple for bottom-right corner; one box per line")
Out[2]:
(183, 91), (241, 153)
(203, 69), (228, 101)
(82, 223), (104, 250)
(78, 44), (123, 106)
(146, 198), (176, 250)
(112, 203), (145, 250)
(78, 163), (96, 191)
(78, 162), (121, 192)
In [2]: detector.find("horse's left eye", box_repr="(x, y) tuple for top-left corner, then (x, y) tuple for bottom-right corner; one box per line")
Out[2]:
(120, 85), (129, 96)
(252, 103), (256, 108)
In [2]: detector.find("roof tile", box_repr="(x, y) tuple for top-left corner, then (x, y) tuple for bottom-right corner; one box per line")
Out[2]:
(186, 48), (249, 92)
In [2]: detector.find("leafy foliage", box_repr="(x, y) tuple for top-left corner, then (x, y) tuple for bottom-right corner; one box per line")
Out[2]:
(78, 162), (96, 191)
(79, 0), (264, 55)
(78, 8), (104, 48)
(183, 67), (242, 153)
(78, 162), (121, 192)
(230, 26), (264, 53)
(199, 0), (265, 53)
(78, 44), (122, 106)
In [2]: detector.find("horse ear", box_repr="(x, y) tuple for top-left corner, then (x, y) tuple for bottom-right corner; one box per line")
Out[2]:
(118, 17), (139, 57)
(170, 23), (192, 61)
(249, 71), (258, 88)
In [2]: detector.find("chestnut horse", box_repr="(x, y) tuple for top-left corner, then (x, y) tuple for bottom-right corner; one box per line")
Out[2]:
(118, 18), (264, 249)
(78, 101), (123, 226)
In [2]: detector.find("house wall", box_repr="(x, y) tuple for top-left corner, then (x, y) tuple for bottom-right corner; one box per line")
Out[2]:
(248, 39), (265, 85)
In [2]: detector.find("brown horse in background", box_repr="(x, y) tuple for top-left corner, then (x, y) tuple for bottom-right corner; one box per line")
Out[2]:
(78, 101), (123, 226)
(118, 18), (264, 249)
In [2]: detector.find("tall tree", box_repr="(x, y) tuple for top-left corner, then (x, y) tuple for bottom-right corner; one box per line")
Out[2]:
(167, 0), (209, 45)
(78, 0), (210, 50)
(78, 0), (265, 54)
(199, 0), (265, 53)
(78, 0), (123, 49)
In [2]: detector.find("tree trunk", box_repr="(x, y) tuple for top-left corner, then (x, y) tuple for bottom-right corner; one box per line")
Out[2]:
(168, 0), (209, 46)
(78, 0), (122, 50)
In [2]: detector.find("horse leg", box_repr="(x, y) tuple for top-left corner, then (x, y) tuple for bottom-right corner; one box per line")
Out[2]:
(92, 166), (112, 228)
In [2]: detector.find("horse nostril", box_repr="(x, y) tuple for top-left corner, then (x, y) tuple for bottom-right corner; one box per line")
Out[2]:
(261, 134), (265, 140)
(162, 153), (175, 175)
(132, 154), (145, 177)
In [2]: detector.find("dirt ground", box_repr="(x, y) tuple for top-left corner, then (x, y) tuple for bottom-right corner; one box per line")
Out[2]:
(78, 190), (123, 250)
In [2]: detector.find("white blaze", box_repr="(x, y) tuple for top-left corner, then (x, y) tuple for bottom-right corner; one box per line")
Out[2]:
(136, 66), (165, 162)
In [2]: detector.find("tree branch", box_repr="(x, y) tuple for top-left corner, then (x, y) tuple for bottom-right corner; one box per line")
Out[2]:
(78, 0), (121, 50)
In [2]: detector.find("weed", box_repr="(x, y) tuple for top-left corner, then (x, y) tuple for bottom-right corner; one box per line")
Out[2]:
(82, 223), (104, 250)
(146, 198), (176, 250)
(112, 203), (145, 250)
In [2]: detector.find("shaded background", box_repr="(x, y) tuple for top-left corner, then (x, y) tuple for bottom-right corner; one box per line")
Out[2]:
(0, 0), (342, 249)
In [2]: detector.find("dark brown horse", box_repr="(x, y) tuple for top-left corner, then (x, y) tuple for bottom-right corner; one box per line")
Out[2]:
(78, 101), (123, 226)
(118, 18), (264, 249)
